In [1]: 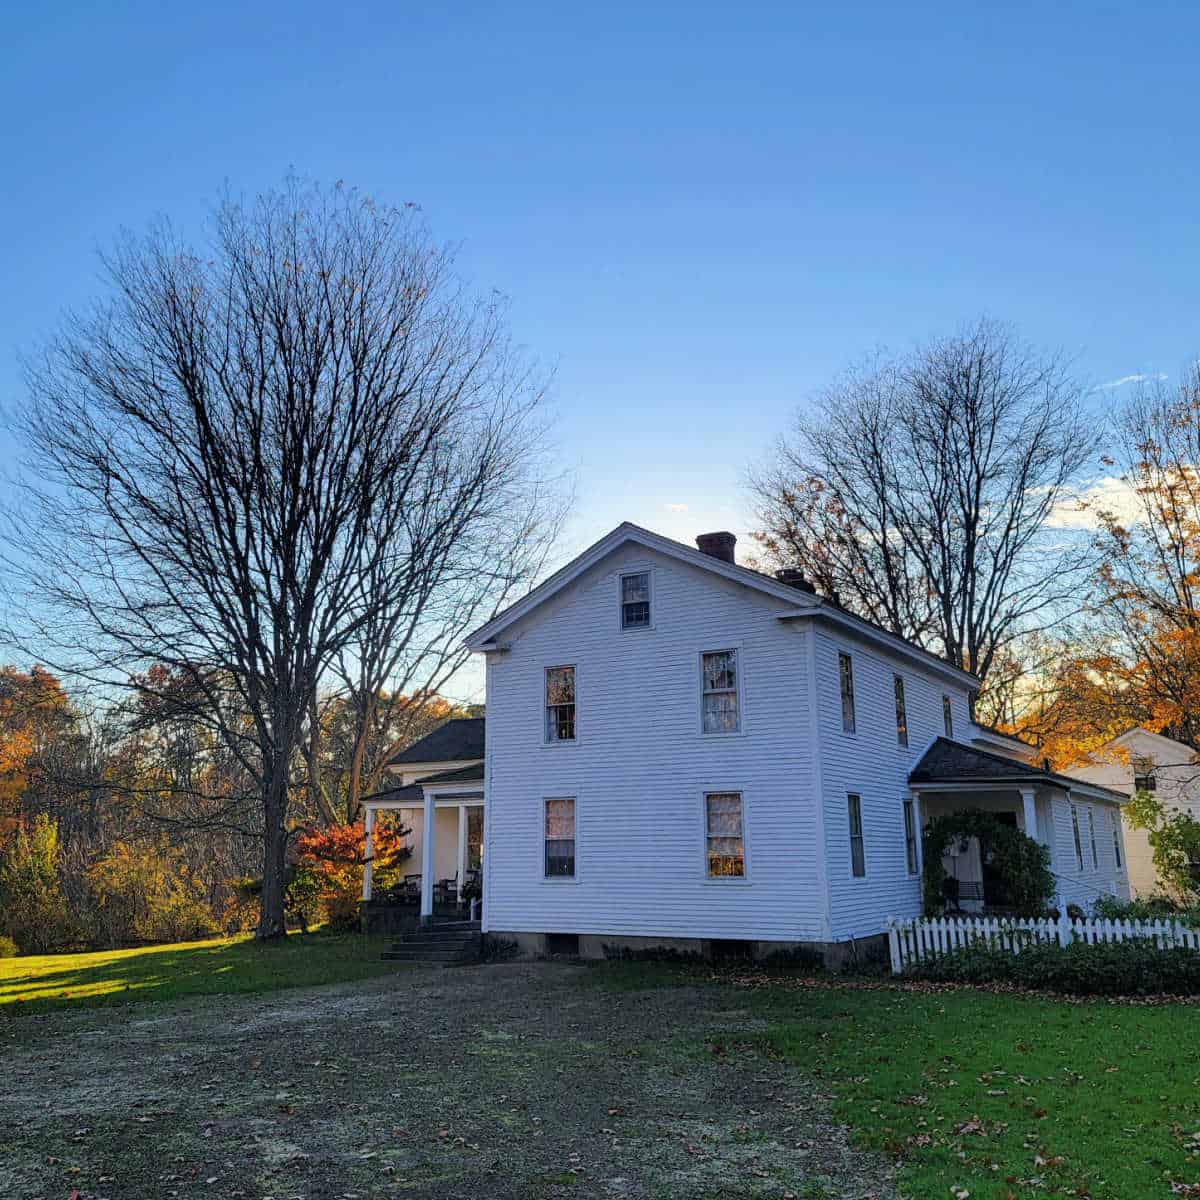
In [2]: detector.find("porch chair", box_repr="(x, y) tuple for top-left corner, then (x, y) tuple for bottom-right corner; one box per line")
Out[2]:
(402, 873), (422, 903)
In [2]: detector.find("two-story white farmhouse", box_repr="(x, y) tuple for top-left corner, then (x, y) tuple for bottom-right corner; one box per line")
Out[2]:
(366, 522), (1130, 961)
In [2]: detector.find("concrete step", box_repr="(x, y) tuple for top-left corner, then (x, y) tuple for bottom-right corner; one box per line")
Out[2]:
(382, 947), (481, 964)
(389, 931), (481, 946)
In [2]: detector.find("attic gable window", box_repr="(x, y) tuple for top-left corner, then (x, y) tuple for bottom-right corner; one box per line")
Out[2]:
(1133, 758), (1157, 792)
(839, 652), (856, 733)
(545, 666), (576, 742)
(620, 571), (650, 629)
(894, 675), (908, 747)
(942, 695), (954, 738)
(701, 649), (740, 734)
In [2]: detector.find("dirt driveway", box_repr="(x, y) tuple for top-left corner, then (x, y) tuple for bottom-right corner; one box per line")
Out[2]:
(1, 961), (894, 1200)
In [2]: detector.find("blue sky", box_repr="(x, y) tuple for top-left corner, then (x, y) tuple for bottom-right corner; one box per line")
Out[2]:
(3, 0), (1198, 572)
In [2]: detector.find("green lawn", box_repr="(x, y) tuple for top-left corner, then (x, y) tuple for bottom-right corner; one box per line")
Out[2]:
(0, 931), (399, 1013)
(602, 965), (1200, 1199)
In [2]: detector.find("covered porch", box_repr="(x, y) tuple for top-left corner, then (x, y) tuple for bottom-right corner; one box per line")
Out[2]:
(908, 737), (1127, 914)
(361, 763), (485, 922)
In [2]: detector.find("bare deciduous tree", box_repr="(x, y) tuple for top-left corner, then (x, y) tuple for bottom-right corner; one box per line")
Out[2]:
(751, 319), (1097, 691)
(6, 179), (563, 937)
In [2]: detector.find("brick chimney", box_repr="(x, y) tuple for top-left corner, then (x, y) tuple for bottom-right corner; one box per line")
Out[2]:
(695, 531), (737, 564)
(774, 567), (817, 594)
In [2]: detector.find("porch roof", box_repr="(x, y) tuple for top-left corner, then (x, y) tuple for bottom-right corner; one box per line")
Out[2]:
(909, 737), (1127, 802)
(416, 763), (485, 785)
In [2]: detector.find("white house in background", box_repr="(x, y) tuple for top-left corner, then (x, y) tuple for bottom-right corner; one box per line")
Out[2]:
(1071, 728), (1200, 897)
(372, 522), (1129, 960)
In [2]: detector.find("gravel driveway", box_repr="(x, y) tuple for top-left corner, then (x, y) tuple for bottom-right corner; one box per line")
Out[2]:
(1, 961), (894, 1199)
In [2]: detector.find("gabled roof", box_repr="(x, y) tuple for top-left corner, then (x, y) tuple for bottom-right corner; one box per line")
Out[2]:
(389, 717), (485, 765)
(910, 737), (1127, 802)
(1103, 727), (1196, 757)
(465, 522), (979, 689)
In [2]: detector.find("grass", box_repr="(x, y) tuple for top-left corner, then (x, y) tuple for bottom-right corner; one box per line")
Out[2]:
(597, 963), (1200, 1198)
(0, 930), (400, 1013)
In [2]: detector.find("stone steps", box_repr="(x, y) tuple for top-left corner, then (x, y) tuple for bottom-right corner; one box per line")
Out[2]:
(382, 922), (482, 965)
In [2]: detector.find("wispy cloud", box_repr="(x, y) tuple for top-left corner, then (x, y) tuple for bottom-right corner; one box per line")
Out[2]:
(664, 502), (689, 513)
(1093, 372), (1168, 392)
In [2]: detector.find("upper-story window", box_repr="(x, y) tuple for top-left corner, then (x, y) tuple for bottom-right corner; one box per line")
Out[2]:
(545, 666), (576, 742)
(620, 571), (651, 629)
(839, 652), (856, 733)
(894, 675), (908, 747)
(1133, 757), (1157, 792)
(701, 650), (740, 733)
(942, 695), (954, 738)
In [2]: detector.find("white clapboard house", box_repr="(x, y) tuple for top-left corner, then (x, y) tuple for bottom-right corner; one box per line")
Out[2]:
(364, 523), (1129, 960)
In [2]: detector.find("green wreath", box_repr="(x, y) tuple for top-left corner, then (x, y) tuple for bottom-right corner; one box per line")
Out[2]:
(922, 809), (1054, 917)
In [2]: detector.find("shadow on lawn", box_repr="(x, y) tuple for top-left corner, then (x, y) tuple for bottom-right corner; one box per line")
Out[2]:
(0, 933), (392, 1015)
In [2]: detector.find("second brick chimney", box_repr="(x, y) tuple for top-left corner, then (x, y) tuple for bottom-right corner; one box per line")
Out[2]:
(695, 531), (737, 564)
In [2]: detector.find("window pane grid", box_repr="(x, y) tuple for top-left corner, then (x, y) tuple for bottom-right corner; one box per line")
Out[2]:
(545, 666), (576, 741)
(848, 794), (865, 877)
(839, 653), (855, 733)
(705, 792), (744, 877)
(894, 675), (908, 747)
(701, 650), (739, 733)
(544, 798), (575, 877)
(1088, 807), (1098, 868)
(1071, 803), (1083, 871)
(1112, 811), (1123, 869)
(621, 572), (651, 628)
(903, 799), (917, 874)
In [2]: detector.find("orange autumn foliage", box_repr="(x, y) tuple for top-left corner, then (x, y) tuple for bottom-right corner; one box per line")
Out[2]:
(294, 819), (411, 903)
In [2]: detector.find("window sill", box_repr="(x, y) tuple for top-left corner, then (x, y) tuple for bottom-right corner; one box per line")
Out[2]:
(540, 877), (581, 885)
(698, 729), (746, 740)
(701, 877), (752, 886)
(542, 740), (579, 749)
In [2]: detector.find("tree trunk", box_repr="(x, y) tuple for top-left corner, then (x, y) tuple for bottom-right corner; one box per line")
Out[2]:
(257, 776), (289, 940)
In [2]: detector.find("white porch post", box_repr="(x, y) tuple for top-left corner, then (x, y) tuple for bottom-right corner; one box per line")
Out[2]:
(456, 805), (468, 903)
(361, 805), (376, 902)
(420, 788), (435, 920)
(913, 790), (924, 873)
(1020, 787), (1038, 843)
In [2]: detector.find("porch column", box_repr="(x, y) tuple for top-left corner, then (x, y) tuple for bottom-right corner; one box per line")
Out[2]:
(420, 788), (435, 920)
(1020, 787), (1039, 843)
(911, 790), (924, 873)
(362, 805), (376, 902)
(456, 805), (468, 903)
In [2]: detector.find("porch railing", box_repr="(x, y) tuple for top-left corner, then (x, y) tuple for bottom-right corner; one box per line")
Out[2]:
(886, 915), (1200, 975)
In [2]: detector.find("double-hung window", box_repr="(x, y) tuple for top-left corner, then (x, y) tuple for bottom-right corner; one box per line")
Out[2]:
(1134, 758), (1157, 792)
(839, 653), (856, 733)
(894, 675), (908, 747)
(1071, 802), (1084, 871)
(545, 666), (576, 742)
(848, 794), (866, 877)
(1112, 810), (1123, 870)
(1088, 806), (1099, 869)
(903, 799), (918, 875)
(942, 695), (954, 737)
(705, 791), (745, 877)
(544, 798), (576, 877)
(701, 650), (740, 733)
(620, 571), (651, 628)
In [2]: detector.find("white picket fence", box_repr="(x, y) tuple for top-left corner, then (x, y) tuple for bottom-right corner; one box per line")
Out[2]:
(886, 914), (1200, 975)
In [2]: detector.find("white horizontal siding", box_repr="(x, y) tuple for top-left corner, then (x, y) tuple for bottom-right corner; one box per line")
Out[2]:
(813, 626), (975, 941)
(483, 542), (824, 943)
(1049, 793), (1129, 911)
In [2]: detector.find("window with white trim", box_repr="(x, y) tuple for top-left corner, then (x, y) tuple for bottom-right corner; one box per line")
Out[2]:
(1071, 802), (1083, 871)
(894, 675), (908, 747)
(1088, 806), (1098, 869)
(848, 793), (866, 877)
(705, 791), (745, 878)
(839, 653), (856, 733)
(545, 666), (576, 742)
(1112, 810), (1123, 870)
(903, 799), (918, 875)
(942, 695), (954, 737)
(701, 650), (740, 734)
(620, 571), (650, 629)
(544, 798), (575, 877)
